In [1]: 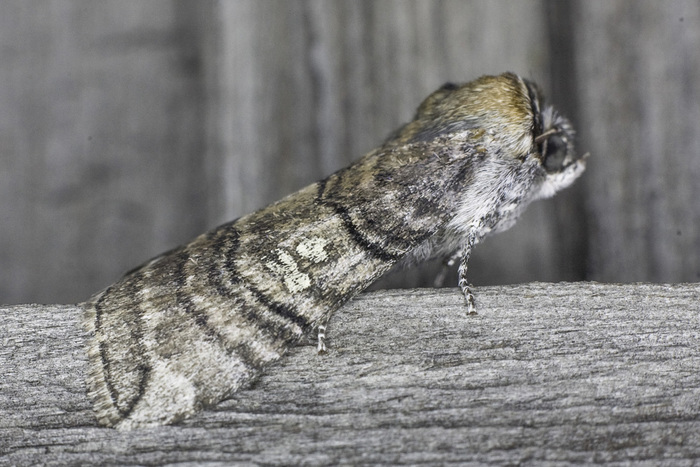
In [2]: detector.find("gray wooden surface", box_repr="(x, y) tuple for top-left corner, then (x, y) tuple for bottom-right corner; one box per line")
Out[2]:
(574, 1), (700, 283)
(2, 283), (700, 465)
(7, 0), (700, 305)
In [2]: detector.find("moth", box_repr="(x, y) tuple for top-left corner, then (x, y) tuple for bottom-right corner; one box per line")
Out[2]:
(83, 72), (586, 430)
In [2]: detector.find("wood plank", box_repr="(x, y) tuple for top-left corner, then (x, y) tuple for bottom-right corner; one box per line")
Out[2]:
(0, 0), (209, 304)
(2, 0), (592, 306)
(574, 0), (700, 282)
(2, 283), (699, 464)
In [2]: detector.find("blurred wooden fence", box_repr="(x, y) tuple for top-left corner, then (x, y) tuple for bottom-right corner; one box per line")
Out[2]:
(1, 0), (698, 304)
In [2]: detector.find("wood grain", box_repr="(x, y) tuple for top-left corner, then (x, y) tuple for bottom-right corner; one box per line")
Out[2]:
(574, 0), (700, 283)
(1, 0), (593, 305)
(2, 283), (699, 464)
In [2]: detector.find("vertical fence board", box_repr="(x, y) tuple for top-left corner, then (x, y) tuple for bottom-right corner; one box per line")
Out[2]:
(4, 0), (698, 304)
(0, 0), (209, 303)
(573, 0), (700, 282)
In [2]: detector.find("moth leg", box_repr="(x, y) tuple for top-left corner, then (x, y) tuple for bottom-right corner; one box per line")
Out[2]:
(317, 319), (329, 355)
(458, 231), (477, 315)
(433, 250), (461, 287)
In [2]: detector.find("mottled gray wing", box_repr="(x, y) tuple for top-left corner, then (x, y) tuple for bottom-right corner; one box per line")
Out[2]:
(82, 135), (483, 430)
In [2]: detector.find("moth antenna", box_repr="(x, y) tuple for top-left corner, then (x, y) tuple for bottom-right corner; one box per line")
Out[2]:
(534, 128), (559, 144)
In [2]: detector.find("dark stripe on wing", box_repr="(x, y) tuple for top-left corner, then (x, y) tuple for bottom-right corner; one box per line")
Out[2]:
(94, 282), (151, 419)
(204, 225), (308, 339)
(173, 251), (261, 366)
(316, 179), (403, 262)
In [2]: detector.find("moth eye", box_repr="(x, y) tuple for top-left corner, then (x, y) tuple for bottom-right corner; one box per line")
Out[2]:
(543, 134), (569, 172)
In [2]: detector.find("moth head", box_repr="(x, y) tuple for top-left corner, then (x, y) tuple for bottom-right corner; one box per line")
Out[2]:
(524, 79), (587, 199)
(389, 73), (587, 199)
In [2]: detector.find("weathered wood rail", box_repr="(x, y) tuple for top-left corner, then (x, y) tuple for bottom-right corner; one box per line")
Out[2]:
(2, 282), (700, 465)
